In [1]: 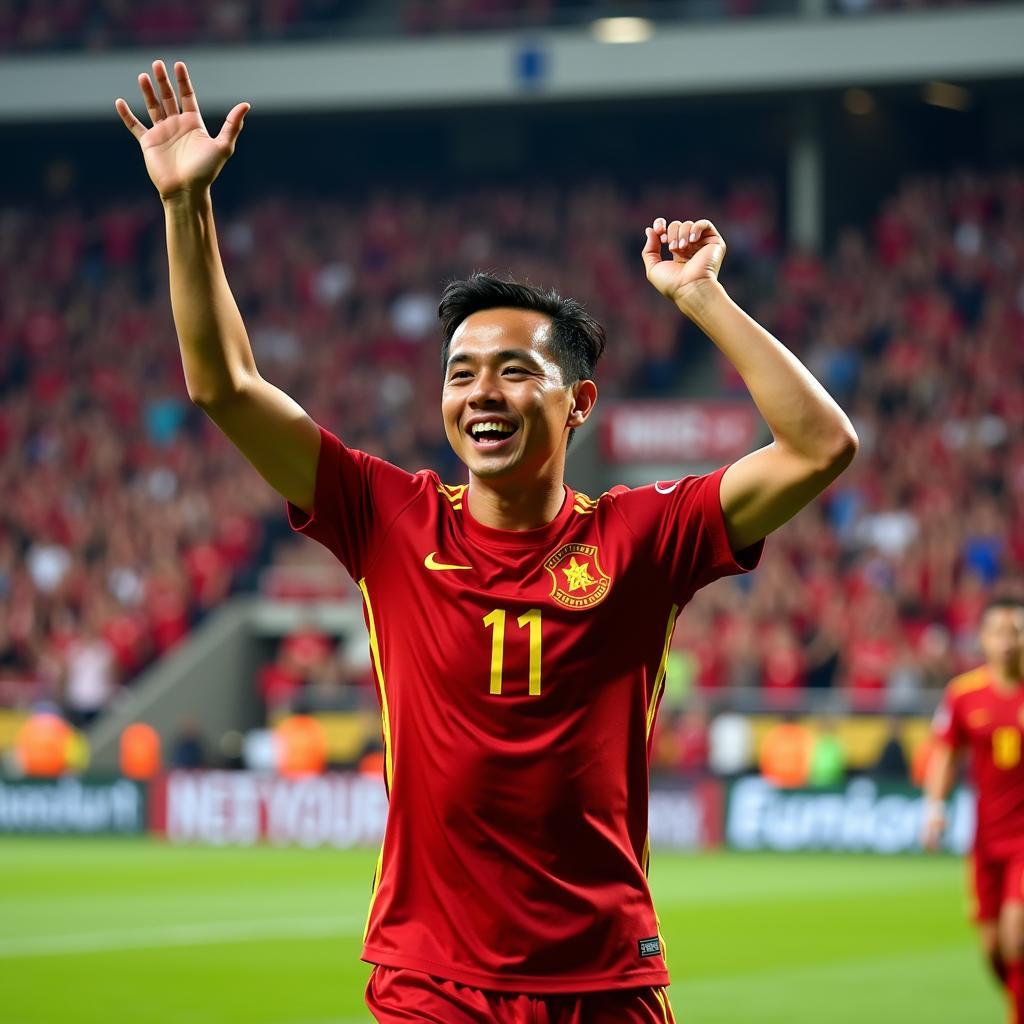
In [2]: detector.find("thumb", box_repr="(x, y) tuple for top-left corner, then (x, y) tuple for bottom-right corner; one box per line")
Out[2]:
(641, 226), (663, 277)
(217, 102), (250, 150)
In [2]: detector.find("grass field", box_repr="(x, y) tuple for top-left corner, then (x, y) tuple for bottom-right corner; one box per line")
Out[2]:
(0, 840), (1003, 1023)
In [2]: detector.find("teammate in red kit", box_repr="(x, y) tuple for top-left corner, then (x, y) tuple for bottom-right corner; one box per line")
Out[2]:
(924, 598), (1024, 1022)
(116, 61), (858, 1022)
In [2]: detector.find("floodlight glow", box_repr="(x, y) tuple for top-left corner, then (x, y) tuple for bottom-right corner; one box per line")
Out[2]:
(843, 89), (875, 116)
(922, 81), (971, 111)
(591, 17), (653, 44)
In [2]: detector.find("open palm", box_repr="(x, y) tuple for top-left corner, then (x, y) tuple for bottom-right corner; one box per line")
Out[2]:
(115, 60), (249, 200)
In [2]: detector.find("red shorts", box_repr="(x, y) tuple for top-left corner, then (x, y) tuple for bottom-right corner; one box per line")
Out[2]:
(970, 852), (1024, 923)
(365, 965), (678, 1024)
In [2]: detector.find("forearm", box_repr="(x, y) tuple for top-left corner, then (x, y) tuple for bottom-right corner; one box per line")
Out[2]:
(923, 744), (957, 803)
(163, 189), (257, 405)
(677, 281), (856, 465)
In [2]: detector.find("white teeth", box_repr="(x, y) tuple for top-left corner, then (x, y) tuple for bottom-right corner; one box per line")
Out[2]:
(470, 421), (515, 437)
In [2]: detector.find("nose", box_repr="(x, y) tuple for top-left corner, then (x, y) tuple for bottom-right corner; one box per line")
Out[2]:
(467, 367), (504, 409)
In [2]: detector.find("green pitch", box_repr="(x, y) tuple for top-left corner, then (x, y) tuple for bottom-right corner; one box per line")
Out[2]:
(0, 840), (1002, 1023)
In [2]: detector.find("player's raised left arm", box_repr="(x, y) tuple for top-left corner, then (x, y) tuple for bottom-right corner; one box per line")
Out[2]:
(642, 217), (858, 553)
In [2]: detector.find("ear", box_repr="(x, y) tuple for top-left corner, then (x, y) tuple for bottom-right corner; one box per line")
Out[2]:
(567, 379), (598, 430)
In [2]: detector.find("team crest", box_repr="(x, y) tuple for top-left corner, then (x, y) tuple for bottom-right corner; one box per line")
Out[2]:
(544, 543), (611, 610)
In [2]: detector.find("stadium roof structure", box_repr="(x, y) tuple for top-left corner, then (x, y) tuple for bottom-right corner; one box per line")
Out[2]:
(2, 6), (1024, 120)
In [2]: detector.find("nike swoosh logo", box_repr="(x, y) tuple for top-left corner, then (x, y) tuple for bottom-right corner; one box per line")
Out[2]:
(424, 551), (473, 572)
(654, 480), (680, 495)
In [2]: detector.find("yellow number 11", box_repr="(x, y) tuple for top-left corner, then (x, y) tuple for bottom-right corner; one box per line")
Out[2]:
(483, 608), (543, 696)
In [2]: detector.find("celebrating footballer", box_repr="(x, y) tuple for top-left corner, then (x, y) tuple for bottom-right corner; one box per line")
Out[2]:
(116, 60), (858, 1022)
(925, 598), (1024, 1023)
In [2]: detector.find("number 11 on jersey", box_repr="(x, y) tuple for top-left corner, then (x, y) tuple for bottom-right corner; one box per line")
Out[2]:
(483, 608), (543, 696)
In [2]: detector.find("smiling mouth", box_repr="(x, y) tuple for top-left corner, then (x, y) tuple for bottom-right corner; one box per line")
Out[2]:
(466, 422), (520, 449)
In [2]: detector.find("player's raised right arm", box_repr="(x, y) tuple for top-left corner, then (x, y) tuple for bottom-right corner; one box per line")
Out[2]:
(115, 60), (319, 513)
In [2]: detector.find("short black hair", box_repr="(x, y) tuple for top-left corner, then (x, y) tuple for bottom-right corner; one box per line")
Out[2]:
(983, 596), (1024, 619)
(438, 272), (606, 386)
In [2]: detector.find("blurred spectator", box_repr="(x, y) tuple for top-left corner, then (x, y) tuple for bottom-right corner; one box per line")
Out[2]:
(221, 729), (248, 770)
(358, 739), (386, 777)
(275, 707), (328, 777)
(14, 711), (73, 777)
(872, 718), (910, 781)
(119, 721), (161, 780)
(708, 711), (754, 777)
(62, 616), (119, 727)
(170, 716), (207, 769)
(653, 705), (710, 777)
(808, 717), (846, 787)
(759, 715), (813, 788)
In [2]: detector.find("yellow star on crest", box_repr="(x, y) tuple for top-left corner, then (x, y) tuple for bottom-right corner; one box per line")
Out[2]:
(562, 556), (598, 593)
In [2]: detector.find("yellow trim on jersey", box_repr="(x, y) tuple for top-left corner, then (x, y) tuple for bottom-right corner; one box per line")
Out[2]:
(655, 909), (669, 972)
(948, 666), (990, 699)
(437, 482), (467, 496)
(647, 605), (680, 739)
(362, 843), (385, 942)
(358, 576), (392, 943)
(654, 987), (671, 1023)
(436, 483), (467, 512)
(358, 577), (393, 791)
(642, 605), (679, 978)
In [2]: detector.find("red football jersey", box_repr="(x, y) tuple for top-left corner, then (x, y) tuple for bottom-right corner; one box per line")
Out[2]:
(288, 426), (763, 993)
(934, 666), (1024, 859)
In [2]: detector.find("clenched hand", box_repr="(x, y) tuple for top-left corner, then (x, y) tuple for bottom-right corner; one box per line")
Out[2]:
(642, 216), (727, 306)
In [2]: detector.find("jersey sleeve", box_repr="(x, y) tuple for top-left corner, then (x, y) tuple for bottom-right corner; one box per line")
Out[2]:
(607, 465), (764, 602)
(285, 425), (424, 580)
(932, 687), (968, 749)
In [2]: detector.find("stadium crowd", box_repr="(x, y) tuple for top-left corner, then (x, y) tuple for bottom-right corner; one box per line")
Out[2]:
(0, 177), (775, 720)
(1, 169), (1022, 728)
(679, 170), (1024, 711)
(0, 0), (996, 49)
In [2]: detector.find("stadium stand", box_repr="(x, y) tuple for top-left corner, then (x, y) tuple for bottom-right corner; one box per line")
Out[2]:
(1, 169), (1021, 733)
(0, 177), (775, 719)
(0, 0), (1002, 50)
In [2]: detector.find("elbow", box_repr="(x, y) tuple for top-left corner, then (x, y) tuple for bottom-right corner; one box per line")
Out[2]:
(189, 389), (226, 411)
(187, 377), (251, 410)
(829, 422), (859, 472)
(809, 420), (859, 478)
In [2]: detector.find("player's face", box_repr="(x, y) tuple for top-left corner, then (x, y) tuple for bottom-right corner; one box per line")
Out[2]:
(980, 607), (1024, 673)
(441, 309), (576, 482)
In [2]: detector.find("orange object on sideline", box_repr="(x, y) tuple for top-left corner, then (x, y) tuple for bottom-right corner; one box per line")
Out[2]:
(16, 713), (73, 777)
(120, 722), (162, 780)
(276, 714), (328, 777)
(759, 720), (814, 788)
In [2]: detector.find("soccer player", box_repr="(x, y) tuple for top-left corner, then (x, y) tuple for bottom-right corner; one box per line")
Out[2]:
(924, 597), (1024, 1021)
(116, 61), (858, 1022)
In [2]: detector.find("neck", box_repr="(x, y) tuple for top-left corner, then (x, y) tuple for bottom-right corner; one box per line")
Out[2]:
(991, 659), (1024, 689)
(466, 467), (567, 531)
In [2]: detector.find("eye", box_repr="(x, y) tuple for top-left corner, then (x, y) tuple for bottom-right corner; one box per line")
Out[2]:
(449, 370), (472, 381)
(503, 366), (528, 376)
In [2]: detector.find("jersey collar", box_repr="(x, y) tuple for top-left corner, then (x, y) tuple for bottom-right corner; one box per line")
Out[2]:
(461, 484), (576, 549)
